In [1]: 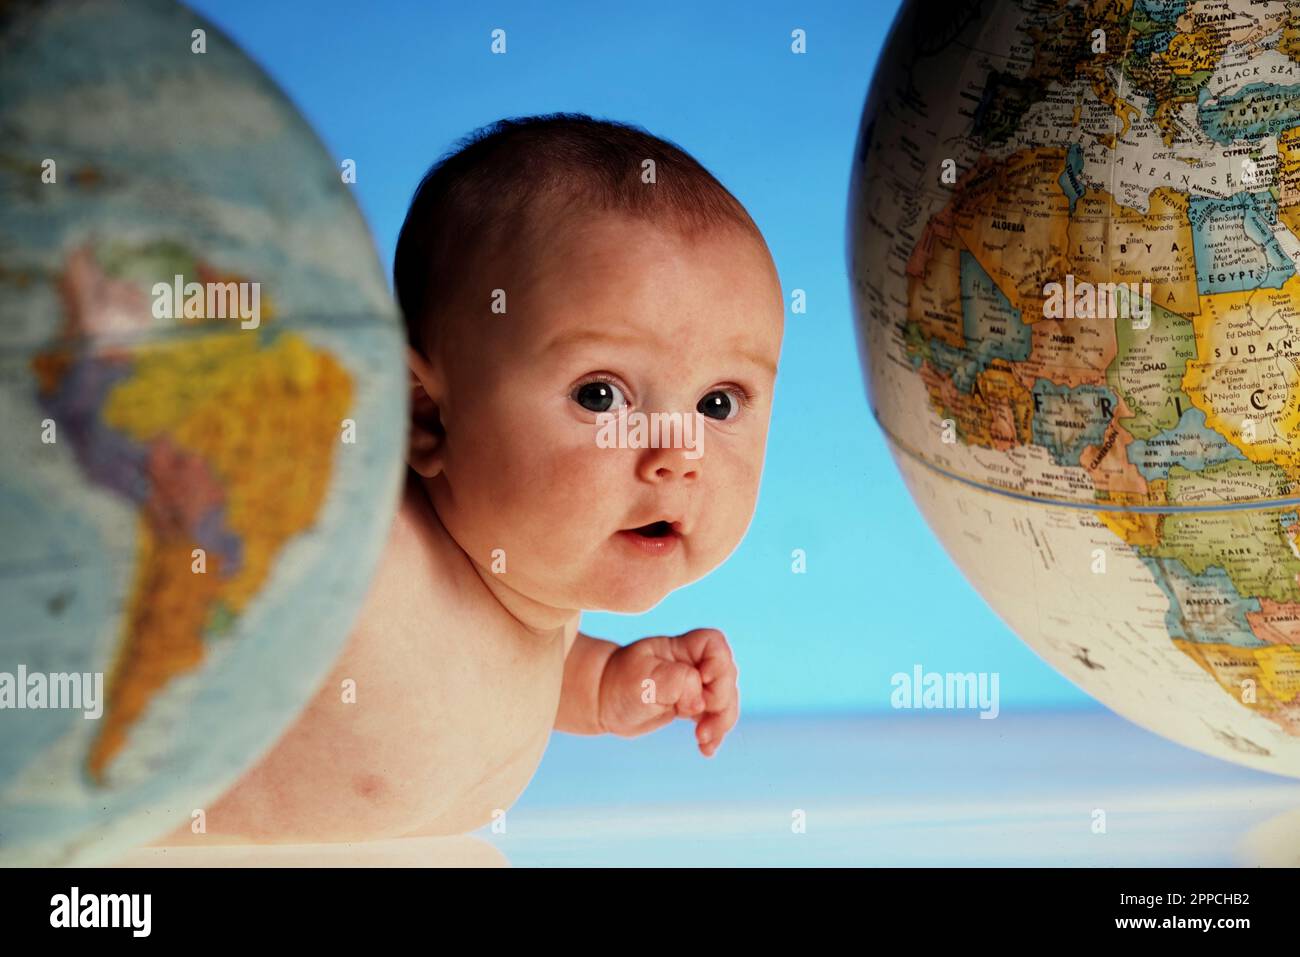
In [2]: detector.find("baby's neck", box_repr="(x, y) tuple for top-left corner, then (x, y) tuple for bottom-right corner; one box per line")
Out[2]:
(400, 469), (578, 641)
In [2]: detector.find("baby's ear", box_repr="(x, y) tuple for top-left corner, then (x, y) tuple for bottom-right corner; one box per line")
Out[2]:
(406, 345), (446, 478)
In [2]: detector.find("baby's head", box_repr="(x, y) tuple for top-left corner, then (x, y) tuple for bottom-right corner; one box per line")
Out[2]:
(394, 114), (783, 616)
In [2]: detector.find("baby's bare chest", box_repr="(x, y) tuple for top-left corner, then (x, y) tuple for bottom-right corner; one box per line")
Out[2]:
(328, 580), (567, 832)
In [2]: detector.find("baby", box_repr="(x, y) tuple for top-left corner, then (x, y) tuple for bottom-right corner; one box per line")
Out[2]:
(158, 113), (785, 844)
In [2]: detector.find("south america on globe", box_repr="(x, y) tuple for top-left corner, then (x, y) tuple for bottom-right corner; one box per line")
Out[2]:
(0, 0), (407, 864)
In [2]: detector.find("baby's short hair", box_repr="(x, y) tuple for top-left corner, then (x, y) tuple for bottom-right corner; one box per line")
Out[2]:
(393, 112), (763, 355)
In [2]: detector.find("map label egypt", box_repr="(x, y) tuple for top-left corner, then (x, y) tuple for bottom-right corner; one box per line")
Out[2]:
(0, 666), (103, 718)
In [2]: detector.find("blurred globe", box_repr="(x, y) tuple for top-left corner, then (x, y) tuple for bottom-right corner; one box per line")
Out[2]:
(0, 0), (406, 862)
(850, 0), (1300, 775)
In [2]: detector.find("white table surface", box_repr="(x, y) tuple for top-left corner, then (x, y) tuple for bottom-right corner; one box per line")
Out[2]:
(112, 708), (1300, 867)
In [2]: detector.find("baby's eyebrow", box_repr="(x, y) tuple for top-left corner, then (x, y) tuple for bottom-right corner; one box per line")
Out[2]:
(544, 328), (777, 377)
(542, 328), (644, 355)
(736, 348), (777, 377)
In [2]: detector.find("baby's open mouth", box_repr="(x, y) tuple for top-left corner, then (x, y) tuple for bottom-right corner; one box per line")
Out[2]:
(616, 519), (683, 555)
(629, 520), (675, 538)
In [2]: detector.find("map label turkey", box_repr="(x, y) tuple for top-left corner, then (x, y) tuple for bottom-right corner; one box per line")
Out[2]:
(151, 275), (261, 329)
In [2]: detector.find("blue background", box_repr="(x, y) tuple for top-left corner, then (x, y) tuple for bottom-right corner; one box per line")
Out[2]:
(187, 0), (1094, 717)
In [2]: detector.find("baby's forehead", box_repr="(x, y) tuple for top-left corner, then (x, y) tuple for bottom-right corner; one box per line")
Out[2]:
(509, 198), (757, 261)
(465, 205), (780, 350)
(518, 212), (772, 292)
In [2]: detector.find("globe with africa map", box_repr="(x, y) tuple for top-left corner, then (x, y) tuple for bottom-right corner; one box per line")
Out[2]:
(0, 0), (406, 864)
(851, 0), (1300, 776)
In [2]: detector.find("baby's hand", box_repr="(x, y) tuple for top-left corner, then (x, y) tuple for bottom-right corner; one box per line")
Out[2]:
(598, 627), (739, 756)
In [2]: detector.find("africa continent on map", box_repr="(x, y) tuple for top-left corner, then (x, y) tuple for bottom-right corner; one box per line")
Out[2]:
(850, 0), (1300, 773)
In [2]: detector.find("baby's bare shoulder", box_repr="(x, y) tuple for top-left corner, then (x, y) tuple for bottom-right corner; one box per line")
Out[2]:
(350, 476), (478, 641)
(171, 484), (484, 842)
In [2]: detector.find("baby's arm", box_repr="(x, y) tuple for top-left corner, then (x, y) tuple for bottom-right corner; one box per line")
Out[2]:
(555, 632), (618, 734)
(554, 628), (739, 756)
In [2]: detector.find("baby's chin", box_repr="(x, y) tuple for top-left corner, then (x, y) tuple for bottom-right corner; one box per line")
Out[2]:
(582, 557), (715, 613)
(526, 530), (738, 614)
(586, 590), (672, 615)
(570, 574), (678, 615)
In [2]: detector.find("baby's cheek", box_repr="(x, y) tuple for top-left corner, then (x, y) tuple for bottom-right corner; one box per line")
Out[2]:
(720, 438), (764, 500)
(690, 455), (752, 548)
(526, 447), (613, 538)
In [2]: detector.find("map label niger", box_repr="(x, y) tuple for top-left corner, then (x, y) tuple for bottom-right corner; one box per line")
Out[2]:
(0, 666), (103, 718)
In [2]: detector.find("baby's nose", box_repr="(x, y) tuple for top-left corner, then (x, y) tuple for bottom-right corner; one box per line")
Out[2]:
(637, 445), (700, 483)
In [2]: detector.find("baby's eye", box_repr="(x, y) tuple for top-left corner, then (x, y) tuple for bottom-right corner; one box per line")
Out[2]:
(698, 389), (743, 421)
(572, 379), (628, 413)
